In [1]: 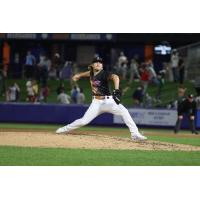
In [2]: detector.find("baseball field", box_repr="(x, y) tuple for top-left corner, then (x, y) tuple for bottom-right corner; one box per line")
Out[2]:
(0, 123), (200, 166)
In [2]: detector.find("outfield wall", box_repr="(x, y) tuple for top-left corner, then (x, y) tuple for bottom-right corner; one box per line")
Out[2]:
(0, 103), (199, 129)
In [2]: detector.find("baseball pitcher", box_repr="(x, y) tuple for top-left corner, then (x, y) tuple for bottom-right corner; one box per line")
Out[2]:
(56, 57), (147, 141)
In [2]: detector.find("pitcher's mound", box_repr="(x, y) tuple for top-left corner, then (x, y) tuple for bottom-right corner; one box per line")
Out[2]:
(0, 131), (200, 151)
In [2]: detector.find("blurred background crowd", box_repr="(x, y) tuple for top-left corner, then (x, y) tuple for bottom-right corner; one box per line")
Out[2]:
(0, 33), (200, 108)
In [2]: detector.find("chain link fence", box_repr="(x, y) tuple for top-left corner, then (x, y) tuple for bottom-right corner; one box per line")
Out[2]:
(177, 42), (200, 81)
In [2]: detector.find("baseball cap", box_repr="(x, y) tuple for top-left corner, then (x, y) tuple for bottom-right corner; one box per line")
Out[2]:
(92, 56), (103, 64)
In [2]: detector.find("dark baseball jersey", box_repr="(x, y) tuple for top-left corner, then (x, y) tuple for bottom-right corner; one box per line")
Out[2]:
(178, 98), (197, 116)
(177, 96), (186, 107)
(90, 70), (112, 96)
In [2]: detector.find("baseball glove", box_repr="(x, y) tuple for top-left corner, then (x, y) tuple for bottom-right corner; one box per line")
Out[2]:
(113, 89), (121, 104)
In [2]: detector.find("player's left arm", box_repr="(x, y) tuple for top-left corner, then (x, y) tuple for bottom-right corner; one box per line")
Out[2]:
(110, 74), (120, 89)
(109, 74), (121, 104)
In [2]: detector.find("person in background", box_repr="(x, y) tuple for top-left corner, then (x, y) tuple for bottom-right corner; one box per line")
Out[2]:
(15, 83), (20, 102)
(48, 62), (57, 80)
(57, 89), (71, 104)
(26, 80), (35, 102)
(121, 62), (128, 80)
(118, 51), (128, 80)
(140, 63), (150, 94)
(162, 62), (171, 82)
(0, 69), (3, 96)
(46, 56), (52, 79)
(56, 82), (65, 95)
(13, 53), (21, 78)
(24, 51), (36, 79)
(178, 57), (185, 85)
(195, 96), (200, 109)
(155, 69), (166, 101)
(174, 86), (187, 109)
(60, 61), (73, 81)
(174, 94), (198, 134)
(32, 80), (39, 102)
(118, 51), (128, 67)
(132, 85), (144, 107)
(0, 63), (8, 96)
(167, 86), (186, 109)
(39, 85), (50, 103)
(6, 83), (20, 102)
(129, 58), (140, 84)
(71, 85), (80, 104)
(77, 88), (85, 104)
(146, 59), (159, 85)
(52, 53), (62, 80)
(171, 49), (179, 82)
(36, 55), (48, 87)
(46, 56), (52, 71)
(144, 93), (153, 108)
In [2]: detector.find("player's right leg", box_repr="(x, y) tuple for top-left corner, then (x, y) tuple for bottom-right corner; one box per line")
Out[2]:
(56, 99), (101, 134)
(189, 115), (198, 134)
(174, 115), (183, 134)
(108, 100), (147, 141)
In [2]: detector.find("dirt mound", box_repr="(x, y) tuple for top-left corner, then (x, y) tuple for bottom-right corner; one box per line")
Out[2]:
(0, 131), (200, 151)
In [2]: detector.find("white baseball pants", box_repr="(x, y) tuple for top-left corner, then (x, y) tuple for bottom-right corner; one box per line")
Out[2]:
(65, 96), (141, 137)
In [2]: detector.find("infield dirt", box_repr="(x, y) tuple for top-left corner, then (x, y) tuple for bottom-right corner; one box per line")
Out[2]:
(0, 130), (200, 151)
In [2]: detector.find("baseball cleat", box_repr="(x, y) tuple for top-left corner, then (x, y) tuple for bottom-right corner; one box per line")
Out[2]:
(174, 130), (178, 134)
(56, 126), (69, 134)
(131, 134), (147, 141)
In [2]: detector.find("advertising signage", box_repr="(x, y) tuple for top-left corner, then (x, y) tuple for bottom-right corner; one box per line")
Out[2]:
(0, 33), (115, 41)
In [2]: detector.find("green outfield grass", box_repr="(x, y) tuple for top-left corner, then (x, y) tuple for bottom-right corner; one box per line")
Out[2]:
(0, 123), (200, 165)
(0, 146), (200, 166)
